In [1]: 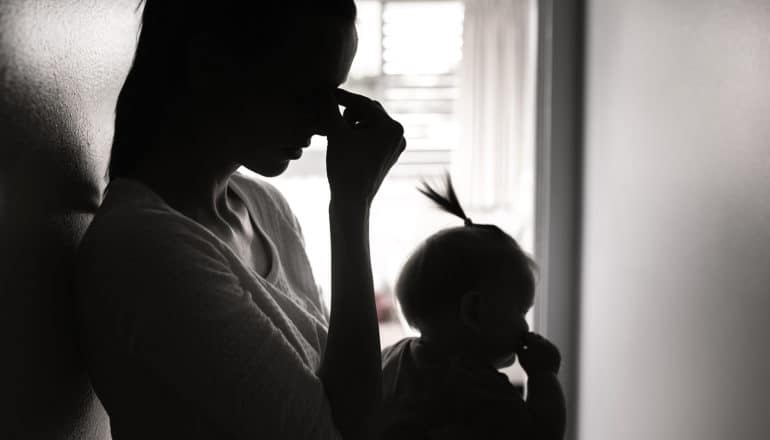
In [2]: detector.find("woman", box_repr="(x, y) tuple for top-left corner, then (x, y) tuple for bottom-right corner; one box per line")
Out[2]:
(74, 1), (405, 439)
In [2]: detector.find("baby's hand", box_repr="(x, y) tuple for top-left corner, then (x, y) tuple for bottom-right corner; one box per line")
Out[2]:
(517, 332), (561, 375)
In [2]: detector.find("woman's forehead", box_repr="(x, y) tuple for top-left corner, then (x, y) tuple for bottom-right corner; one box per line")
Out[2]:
(281, 17), (358, 87)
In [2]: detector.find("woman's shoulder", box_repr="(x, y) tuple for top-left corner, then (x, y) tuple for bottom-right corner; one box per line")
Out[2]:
(78, 179), (226, 276)
(74, 180), (244, 326)
(87, 179), (200, 236)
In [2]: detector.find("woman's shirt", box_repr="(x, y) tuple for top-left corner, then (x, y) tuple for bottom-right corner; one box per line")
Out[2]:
(74, 172), (341, 439)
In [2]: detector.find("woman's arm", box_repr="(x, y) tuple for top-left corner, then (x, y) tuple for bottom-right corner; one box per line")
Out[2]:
(321, 200), (380, 439)
(318, 88), (406, 440)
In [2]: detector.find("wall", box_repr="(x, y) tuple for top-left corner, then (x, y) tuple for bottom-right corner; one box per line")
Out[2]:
(580, 1), (770, 439)
(0, 1), (140, 438)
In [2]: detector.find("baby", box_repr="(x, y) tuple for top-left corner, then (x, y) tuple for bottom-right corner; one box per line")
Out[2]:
(381, 175), (566, 440)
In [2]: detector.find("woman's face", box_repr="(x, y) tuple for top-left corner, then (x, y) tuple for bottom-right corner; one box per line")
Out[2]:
(210, 16), (358, 177)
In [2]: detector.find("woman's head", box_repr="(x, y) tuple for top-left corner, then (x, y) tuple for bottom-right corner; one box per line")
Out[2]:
(111, 0), (358, 179)
(395, 175), (537, 366)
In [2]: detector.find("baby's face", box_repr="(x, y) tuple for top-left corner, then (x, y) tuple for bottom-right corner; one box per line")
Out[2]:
(477, 268), (533, 368)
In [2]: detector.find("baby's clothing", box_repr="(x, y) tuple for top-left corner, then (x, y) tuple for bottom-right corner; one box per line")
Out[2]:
(381, 337), (529, 439)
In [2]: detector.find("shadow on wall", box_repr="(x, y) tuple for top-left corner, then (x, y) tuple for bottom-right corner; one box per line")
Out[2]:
(0, 2), (141, 438)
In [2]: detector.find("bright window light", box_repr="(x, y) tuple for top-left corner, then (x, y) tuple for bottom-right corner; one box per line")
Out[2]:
(254, 2), (538, 378)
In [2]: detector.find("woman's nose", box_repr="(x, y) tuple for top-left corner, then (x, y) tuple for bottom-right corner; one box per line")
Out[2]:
(297, 101), (326, 137)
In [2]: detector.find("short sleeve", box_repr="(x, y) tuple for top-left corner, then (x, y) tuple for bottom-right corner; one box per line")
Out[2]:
(75, 211), (341, 440)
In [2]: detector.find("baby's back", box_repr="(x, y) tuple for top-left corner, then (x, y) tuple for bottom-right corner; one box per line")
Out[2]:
(381, 338), (529, 439)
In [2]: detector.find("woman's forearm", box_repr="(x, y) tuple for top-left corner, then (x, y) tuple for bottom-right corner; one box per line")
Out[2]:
(319, 197), (382, 440)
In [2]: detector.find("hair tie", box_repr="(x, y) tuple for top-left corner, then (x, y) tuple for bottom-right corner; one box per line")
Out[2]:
(464, 217), (473, 226)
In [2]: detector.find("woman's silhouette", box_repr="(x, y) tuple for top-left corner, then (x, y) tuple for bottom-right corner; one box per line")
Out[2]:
(75, 1), (405, 439)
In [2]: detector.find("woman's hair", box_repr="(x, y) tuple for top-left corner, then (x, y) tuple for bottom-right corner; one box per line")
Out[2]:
(110, 0), (357, 180)
(396, 174), (537, 331)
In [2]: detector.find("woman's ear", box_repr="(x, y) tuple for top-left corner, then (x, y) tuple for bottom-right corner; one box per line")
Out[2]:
(459, 290), (482, 335)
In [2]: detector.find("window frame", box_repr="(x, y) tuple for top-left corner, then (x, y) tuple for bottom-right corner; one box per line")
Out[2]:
(532, 1), (584, 440)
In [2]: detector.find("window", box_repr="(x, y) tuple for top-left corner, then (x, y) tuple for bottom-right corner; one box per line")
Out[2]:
(350, 1), (464, 177)
(276, 0), (465, 178)
(243, 0), (538, 383)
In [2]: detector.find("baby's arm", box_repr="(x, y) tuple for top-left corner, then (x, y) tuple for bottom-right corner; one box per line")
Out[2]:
(518, 332), (567, 440)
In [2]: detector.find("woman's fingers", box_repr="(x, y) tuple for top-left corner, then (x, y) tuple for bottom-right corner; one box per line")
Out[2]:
(334, 88), (374, 107)
(342, 107), (360, 126)
(324, 87), (406, 203)
(320, 88), (385, 133)
(317, 91), (347, 136)
(387, 137), (407, 165)
(334, 88), (387, 123)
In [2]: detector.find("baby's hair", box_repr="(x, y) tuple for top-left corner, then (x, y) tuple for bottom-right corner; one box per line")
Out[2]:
(396, 173), (537, 332)
(418, 174), (473, 226)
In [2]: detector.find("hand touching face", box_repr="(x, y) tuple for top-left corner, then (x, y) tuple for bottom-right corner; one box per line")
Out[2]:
(517, 332), (561, 375)
(477, 268), (533, 368)
(226, 17), (359, 176)
(320, 89), (406, 204)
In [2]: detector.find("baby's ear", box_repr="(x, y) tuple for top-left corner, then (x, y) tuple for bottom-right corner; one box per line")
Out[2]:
(459, 291), (482, 335)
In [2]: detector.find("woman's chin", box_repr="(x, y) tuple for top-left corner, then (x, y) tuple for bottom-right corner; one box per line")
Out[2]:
(241, 160), (292, 178)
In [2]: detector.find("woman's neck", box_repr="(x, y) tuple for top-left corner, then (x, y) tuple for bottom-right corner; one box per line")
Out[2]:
(129, 138), (241, 227)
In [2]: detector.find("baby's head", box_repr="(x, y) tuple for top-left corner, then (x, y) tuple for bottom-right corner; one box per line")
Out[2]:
(396, 175), (536, 368)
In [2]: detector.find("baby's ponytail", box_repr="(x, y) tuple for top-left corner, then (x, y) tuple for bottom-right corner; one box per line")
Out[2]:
(419, 173), (473, 226)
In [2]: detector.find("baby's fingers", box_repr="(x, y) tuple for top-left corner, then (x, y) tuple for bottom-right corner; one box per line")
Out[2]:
(522, 332), (545, 347)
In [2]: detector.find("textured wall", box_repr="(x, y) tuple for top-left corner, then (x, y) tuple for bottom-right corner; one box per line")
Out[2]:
(0, 1), (140, 438)
(580, 1), (770, 439)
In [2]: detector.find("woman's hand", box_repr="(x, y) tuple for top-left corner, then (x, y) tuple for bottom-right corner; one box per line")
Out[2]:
(321, 88), (406, 205)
